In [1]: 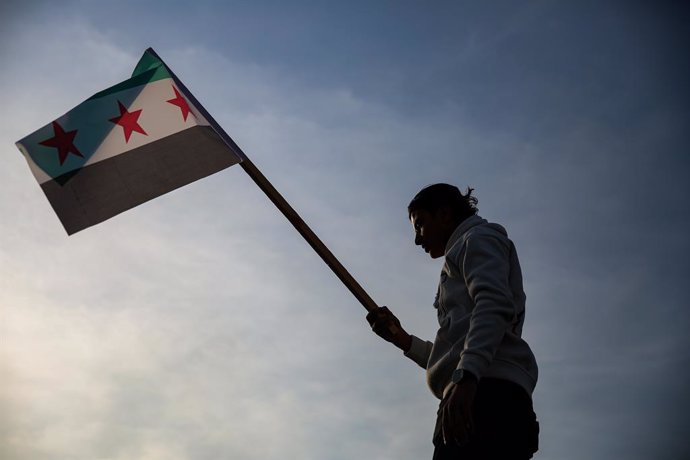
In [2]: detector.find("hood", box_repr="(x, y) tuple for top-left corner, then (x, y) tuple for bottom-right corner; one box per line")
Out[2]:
(444, 215), (507, 254)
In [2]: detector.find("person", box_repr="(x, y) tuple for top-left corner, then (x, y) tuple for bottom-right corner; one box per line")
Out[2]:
(367, 183), (539, 459)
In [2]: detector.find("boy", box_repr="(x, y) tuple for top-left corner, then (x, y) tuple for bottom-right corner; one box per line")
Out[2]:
(367, 183), (539, 459)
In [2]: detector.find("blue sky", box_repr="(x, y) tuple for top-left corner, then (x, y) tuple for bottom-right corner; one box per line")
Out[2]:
(1, 1), (689, 459)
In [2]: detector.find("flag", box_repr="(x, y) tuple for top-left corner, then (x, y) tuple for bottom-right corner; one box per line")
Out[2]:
(15, 48), (243, 235)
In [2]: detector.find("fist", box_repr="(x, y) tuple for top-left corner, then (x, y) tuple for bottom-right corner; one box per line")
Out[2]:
(366, 306), (411, 351)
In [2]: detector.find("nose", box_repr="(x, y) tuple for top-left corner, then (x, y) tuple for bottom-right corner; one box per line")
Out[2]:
(415, 232), (422, 246)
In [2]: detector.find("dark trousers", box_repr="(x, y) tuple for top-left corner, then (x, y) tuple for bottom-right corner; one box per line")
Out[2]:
(432, 378), (539, 460)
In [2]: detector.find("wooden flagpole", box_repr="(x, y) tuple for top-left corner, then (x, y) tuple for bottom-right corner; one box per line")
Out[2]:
(238, 159), (380, 313)
(149, 48), (379, 313)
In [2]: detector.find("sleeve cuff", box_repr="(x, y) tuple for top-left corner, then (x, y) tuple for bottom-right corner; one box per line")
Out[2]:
(458, 353), (487, 380)
(404, 335), (433, 369)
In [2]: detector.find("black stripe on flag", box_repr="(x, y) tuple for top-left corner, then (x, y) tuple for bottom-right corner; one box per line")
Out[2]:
(41, 126), (241, 234)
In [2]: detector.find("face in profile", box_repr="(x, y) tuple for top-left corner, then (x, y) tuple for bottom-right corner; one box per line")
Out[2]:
(409, 207), (456, 259)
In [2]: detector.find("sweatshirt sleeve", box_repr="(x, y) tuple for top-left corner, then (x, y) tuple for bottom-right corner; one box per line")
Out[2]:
(404, 335), (433, 369)
(458, 230), (516, 378)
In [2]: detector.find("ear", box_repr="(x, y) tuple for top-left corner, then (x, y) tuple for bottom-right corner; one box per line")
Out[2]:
(436, 205), (454, 224)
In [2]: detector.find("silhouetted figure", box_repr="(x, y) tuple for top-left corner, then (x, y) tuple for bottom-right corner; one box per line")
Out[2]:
(367, 184), (539, 459)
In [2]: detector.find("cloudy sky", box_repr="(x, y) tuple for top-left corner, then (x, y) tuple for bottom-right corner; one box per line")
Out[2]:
(1, 1), (688, 459)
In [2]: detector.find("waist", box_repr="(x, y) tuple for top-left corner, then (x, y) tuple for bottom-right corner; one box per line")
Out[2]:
(443, 377), (533, 401)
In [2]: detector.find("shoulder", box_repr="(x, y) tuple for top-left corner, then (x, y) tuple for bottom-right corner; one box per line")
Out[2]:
(466, 222), (508, 241)
(463, 222), (512, 259)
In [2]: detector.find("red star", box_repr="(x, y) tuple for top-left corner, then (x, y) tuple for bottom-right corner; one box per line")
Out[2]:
(109, 101), (147, 142)
(166, 85), (191, 121)
(39, 121), (84, 166)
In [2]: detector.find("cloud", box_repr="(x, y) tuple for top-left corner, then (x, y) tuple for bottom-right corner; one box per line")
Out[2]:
(2, 3), (689, 460)
(0, 13), (442, 460)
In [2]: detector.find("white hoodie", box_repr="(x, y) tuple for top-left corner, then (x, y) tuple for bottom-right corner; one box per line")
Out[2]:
(404, 215), (538, 400)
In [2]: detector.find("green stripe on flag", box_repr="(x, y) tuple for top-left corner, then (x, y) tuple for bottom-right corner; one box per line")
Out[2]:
(19, 83), (148, 180)
(131, 48), (166, 77)
(87, 66), (170, 101)
(88, 50), (170, 101)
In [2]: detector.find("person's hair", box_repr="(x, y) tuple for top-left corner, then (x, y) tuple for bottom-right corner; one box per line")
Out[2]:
(407, 183), (478, 222)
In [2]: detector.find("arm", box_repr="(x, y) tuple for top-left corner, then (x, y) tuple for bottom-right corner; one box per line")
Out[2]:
(459, 230), (516, 380)
(366, 307), (433, 368)
(439, 231), (513, 445)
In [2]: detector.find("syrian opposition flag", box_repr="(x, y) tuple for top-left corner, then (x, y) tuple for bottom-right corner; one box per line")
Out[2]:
(16, 48), (243, 234)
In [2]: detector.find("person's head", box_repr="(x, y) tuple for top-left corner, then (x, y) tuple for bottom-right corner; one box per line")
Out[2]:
(407, 184), (478, 258)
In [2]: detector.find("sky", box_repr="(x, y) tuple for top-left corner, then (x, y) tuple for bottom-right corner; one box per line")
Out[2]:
(1, 1), (689, 459)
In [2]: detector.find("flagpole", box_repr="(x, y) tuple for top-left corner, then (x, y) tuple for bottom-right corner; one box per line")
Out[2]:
(148, 48), (379, 313)
(238, 158), (381, 314)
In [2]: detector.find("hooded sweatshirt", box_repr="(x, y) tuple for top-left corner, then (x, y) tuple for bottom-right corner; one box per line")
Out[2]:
(404, 215), (538, 400)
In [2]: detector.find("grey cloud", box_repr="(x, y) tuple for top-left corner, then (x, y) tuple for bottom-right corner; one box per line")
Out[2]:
(2, 3), (689, 460)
